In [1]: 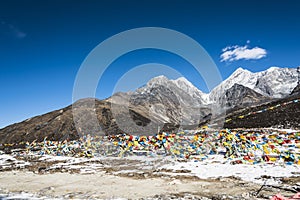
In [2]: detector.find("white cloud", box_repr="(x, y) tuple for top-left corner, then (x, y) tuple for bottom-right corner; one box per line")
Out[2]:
(1, 20), (26, 39)
(220, 44), (267, 62)
(8, 24), (26, 39)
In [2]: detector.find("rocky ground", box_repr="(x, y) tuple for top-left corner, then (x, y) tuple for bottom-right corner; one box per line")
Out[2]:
(0, 152), (299, 200)
(223, 96), (300, 129)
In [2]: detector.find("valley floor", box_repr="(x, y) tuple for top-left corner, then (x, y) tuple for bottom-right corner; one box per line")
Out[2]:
(0, 153), (299, 200)
(1, 128), (299, 199)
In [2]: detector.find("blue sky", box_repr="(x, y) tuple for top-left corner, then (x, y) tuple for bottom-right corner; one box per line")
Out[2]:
(1, 0), (300, 128)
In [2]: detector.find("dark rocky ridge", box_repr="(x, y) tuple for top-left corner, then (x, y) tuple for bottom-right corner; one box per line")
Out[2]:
(219, 83), (271, 109)
(291, 83), (300, 95)
(223, 93), (300, 129)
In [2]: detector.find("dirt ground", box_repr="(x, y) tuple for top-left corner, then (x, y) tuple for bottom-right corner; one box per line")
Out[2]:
(0, 154), (299, 199)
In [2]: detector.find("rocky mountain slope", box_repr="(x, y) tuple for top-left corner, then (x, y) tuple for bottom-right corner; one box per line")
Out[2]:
(222, 91), (300, 129)
(218, 83), (270, 109)
(131, 76), (211, 125)
(0, 97), (161, 145)
(0, 67), (299, 145)
(0, 76), (213, 145)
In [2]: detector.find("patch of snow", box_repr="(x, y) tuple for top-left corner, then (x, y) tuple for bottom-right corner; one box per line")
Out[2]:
(264, 128), (300, 133)
(0, 154), (29, 169)
(0, 154), (16, 164)
(161, 157), (300, 185)
(38, 155), (77, 162)
(0, 191), (62, 200)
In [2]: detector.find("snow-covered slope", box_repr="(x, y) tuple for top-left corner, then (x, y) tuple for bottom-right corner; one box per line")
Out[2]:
(137, 75), (209, 106)
(209, 68), (256, 102)
(255, 67), (298, 97)
(210, 67), (298, 102)
(171, 77), (209, 104)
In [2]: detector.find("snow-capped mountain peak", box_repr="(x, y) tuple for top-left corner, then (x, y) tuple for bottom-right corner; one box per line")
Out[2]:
(210, 66), (298, 101)
(173, 77), (195, 88)
(209, 67), (256, 102)
(266, 66), (280, 72)
(172, 77), (207, 94)
(232, 67), (250, 74)
(254, 67), (298, 98)
(230, 67), (253, 79)
(137, 75), (209, 105)
(147, 75), (169, 87)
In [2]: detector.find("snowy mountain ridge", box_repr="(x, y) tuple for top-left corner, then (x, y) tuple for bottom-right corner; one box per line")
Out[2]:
(137, 75), (209, 106)
(137, 66), (298, 106)
(209, 66), (298, 102)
